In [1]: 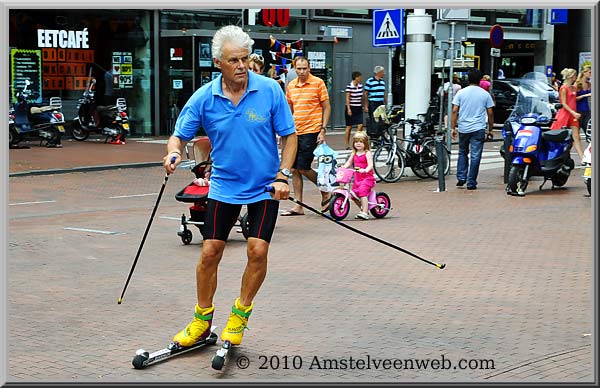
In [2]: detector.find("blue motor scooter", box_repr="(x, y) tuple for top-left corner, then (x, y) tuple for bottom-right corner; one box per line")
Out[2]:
(503, 79), (574, 196)
(10, 80), (65, 148)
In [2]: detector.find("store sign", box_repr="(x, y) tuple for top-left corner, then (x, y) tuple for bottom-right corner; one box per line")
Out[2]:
(503, 41), (536, 52)
(37, 28), (89, 49)
(170, 47), (183, 61)
(325, 26), (352, 39)
(307, 51), (326, 70)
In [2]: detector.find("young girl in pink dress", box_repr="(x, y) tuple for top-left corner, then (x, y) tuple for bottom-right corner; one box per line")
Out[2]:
(342, 132), (376, 220)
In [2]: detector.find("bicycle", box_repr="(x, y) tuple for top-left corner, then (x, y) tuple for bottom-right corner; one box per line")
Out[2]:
(328, 167), (391, 221)
(373, 116), (450, 183)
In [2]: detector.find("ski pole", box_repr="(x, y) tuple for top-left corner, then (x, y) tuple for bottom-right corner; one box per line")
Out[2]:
(266, 186), (446, 270)
(118, 156), (176, 304)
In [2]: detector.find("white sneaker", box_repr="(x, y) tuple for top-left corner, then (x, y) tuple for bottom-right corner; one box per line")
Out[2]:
(355, 212), (369, 220)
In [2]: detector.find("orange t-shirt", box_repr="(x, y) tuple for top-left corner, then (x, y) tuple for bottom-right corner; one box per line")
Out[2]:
(286, 74), (329, 135)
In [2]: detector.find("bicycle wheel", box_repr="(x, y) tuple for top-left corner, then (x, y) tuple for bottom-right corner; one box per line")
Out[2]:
(373, 145), (405, 183)
(421, 139), (451, 179)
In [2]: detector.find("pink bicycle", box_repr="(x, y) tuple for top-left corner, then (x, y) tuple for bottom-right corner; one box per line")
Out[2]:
(328, 167), (392, 221)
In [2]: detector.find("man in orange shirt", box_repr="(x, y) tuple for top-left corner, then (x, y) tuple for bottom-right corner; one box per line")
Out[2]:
(283, 56), (332, 215)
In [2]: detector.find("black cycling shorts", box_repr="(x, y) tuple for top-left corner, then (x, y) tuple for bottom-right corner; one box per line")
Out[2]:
(202, 198), (280, 243)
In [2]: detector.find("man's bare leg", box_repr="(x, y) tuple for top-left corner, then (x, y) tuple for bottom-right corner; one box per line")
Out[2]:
(196, 240), (226, 307)
(239, 238), (269, 306)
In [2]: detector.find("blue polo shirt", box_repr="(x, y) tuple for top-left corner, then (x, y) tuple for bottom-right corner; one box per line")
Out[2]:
(364, 76), (386, 103)
(174, 71), (296, 204)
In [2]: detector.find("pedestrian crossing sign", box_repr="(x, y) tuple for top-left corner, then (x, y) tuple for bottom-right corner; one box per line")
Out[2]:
(373, 9), (404, 47)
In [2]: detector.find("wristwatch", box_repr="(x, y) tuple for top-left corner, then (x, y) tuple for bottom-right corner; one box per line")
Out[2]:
(278, 168), (292, 178)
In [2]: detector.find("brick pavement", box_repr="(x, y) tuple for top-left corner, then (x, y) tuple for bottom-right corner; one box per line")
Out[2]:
(6, 130), (595, 384)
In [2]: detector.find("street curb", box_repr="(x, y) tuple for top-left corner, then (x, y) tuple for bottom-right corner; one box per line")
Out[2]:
(9, 161), (163, 178)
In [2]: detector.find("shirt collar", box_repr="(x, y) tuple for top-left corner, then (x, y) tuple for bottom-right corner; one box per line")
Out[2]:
(211, 72), (258, 97)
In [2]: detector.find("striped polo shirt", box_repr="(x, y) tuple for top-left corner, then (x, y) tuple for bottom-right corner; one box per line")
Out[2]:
(286, 73), (329, 135)
(364, 76), (386, 103)
(345, 81), (363, 107)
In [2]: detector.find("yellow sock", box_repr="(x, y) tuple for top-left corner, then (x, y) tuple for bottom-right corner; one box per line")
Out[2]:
(235, 298), (253, 312)
(195, 304), (214, 316)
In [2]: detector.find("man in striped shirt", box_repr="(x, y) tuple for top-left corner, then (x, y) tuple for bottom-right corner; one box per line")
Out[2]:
(344, 71), (364, 149)
(283, 56), (332, 216)
(363, 65), (387, 138)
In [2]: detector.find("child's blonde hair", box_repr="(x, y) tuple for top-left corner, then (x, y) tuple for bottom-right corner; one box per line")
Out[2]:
(352, 132), (371, 151)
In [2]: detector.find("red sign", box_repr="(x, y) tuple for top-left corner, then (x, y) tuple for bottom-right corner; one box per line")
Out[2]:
(490, 24), (504, 49)
(261, 9), (290, 27)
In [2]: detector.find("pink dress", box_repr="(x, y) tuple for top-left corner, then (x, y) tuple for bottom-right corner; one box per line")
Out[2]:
(352, 153), (376, 197)
(551, 85), (579, 129)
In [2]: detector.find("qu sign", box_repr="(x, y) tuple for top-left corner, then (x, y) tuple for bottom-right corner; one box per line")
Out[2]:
(247, 9), (289, 27)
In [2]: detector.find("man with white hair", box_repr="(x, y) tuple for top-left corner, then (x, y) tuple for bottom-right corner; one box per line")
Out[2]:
(163, 25), (298, 348)
(363, 65), (387, 139)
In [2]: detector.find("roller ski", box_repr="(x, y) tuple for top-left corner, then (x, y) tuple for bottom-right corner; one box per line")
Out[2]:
(211, 298), (253, 370)
(133, 304), (217, 369)
(132, 328), (218, 369)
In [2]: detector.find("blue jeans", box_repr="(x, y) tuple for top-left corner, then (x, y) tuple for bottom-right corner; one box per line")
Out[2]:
(457, 129), (485, 187)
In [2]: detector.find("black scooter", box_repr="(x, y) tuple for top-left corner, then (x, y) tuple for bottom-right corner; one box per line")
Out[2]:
(71, 78), (130, 144)
(10, 80), (65, 148)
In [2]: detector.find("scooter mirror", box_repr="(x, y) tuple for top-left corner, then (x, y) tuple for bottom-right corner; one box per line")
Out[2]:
(25, 80), (30, 86)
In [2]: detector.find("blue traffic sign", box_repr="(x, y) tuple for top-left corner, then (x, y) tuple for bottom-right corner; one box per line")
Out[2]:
(372, 9), (404, 47)
(489, 24), (504, 49)
(549, 9), (568, 24)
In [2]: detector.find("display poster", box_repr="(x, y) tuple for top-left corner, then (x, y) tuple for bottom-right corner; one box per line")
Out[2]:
(113, 51), (133, 89)
(579, 51), (592, 72)
(10, 49), (43, 104)
(201, 71), (211, 86)
(199, 43), (212, 67)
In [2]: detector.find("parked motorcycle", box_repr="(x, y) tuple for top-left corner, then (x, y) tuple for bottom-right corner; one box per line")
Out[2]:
(503, 79), (574, 197)
(71, 78), (130, 144)
(582, 122), (592, 196)
(9, 80), (65, 148)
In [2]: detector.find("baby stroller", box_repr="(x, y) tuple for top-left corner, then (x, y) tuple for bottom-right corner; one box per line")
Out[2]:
(371, 104), (404, 148)
(174, 136), (250, 244)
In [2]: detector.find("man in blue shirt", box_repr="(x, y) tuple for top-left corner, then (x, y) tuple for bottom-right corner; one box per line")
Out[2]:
(363, 65), (387, 139)
(163, 25), (297, 349)
(451, 68), (494, 190)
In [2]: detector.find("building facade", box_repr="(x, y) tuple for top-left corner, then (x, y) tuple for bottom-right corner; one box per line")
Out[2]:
(8, 8), (592, 136)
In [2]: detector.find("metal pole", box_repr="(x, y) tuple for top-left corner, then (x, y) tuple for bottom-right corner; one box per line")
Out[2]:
(388, 46), (393, 108)
(436, 134), (446, 192)
(437, 48), (446, 133)
(436, 46), (447, 192)
(446, 22), (455, 152)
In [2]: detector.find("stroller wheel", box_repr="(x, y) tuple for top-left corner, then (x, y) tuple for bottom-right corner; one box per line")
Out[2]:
(239, 212), (250, 240)
(181, 229), (193, 245)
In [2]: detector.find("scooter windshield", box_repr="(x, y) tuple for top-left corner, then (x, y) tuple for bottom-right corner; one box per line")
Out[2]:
(507, 79), (553, 124)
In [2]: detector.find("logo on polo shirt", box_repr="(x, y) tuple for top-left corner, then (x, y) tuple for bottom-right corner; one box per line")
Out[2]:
(246, 108), (266, 123)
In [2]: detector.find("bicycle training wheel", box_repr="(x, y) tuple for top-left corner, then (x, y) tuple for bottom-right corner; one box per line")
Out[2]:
(373, 145), (405, 183)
